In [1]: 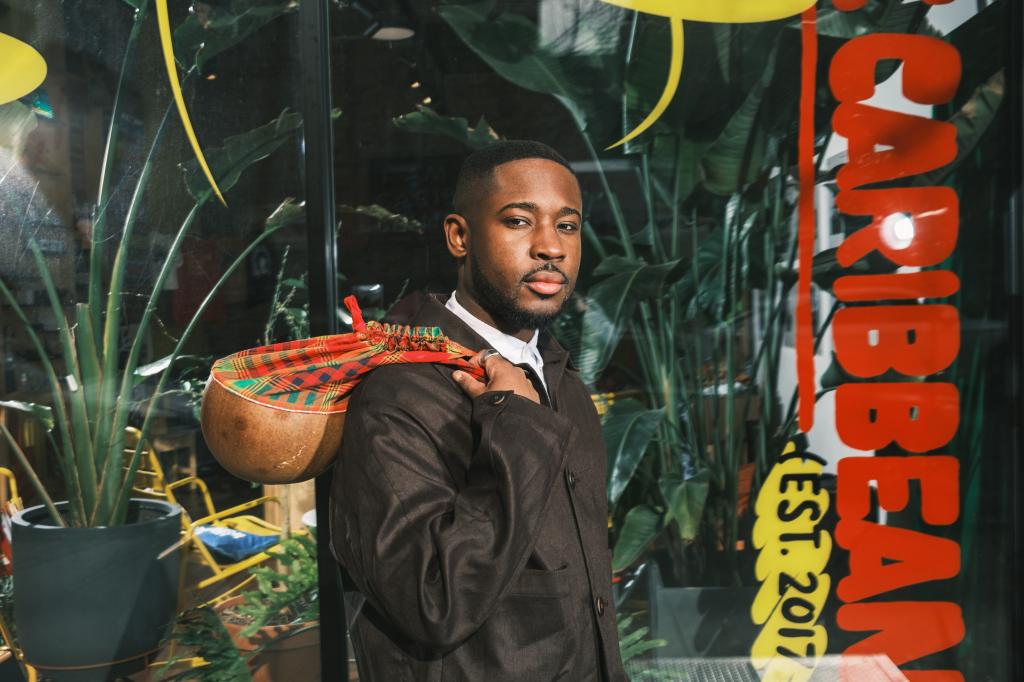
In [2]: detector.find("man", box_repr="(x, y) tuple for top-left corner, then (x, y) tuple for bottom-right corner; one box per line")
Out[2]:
(330, 141), (628, 681)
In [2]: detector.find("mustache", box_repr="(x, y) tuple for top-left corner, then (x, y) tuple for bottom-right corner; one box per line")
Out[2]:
(520, 263), (569, 283)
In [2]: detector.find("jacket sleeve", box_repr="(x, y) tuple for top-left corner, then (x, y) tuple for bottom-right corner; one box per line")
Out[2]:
(330, 388), (576, 650)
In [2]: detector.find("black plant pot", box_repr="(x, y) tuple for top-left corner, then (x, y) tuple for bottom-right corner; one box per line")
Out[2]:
(648, 563), (758, 660)
(11, 499), (181, 681)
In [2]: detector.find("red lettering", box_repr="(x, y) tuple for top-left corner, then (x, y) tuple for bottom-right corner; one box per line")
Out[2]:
(834, 271), (960, 301)
(836, 520), (960, 601)
(830, 34), (961, 105)
(835, 383), (959, 452)
(837, 455), (959, 524)
(833, 106), (957, 191)
(833, 305), (959, 377)
(835, 187), (959, 267)
(838, 602), (964, 666)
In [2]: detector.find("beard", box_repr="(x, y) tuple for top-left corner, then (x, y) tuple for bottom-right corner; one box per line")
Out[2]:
(469, 256), (573, 331)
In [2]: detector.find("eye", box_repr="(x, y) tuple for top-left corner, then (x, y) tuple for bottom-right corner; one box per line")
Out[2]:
(503, 216), (530, 227)
(558, 222), (580, 233)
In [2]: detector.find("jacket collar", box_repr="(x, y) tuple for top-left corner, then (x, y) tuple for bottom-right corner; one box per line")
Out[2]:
(384, 291), (576, 403)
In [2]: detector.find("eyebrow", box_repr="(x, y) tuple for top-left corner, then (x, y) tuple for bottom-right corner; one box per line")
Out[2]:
(496, 202), (582, 219)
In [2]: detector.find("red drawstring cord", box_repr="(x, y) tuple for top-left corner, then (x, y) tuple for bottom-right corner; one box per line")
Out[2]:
(344, 294), (366, 333)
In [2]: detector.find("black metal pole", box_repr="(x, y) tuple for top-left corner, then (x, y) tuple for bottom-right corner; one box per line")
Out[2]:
(299, 0), (345, 679)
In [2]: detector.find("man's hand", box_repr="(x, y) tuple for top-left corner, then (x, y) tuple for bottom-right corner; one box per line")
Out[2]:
(452, 349), (541, 404)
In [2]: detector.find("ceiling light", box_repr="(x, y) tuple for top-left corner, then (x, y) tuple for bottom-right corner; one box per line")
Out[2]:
(368, 22), (415, 41)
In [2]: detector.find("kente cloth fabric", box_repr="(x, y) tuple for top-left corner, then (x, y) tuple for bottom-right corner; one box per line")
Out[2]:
(209, 295), (484, 414)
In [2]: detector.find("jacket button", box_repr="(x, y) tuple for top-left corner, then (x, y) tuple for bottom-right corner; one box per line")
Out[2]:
(488, 392), (506, 405)
(566, 470), (576, 489)
(596, 597), (605, 616)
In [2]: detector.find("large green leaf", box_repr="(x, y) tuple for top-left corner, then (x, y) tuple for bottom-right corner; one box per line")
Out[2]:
(173, 0), (299, 73)
(700, 45), (778, 195)
(436, 0), (616, 132)
(659, 469), (710, 542)
(0, 400), (54, 432)
(179, 109), (303, 201)
(612, 505), (660, 573)
(393, 106), (500, 150)
(604, 399), (664, 505)
(579, 257), (681, 385)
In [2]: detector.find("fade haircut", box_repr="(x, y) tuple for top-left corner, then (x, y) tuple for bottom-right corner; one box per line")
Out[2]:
(452, 140), (576, 216)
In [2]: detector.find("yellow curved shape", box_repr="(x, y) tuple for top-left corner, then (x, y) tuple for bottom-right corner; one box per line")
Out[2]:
(0, 33), (47, 106)
(156, 0), (226, 206)
(607, 18), (682, 150)
(601, 0), (815, 23)
(601, 0), (816, 147)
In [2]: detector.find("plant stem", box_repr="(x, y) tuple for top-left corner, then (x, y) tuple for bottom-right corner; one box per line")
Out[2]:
(1, 424), (64, 527)
(90, 0), (152, 336)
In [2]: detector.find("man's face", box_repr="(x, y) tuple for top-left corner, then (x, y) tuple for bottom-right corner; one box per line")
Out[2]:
(449, 158), (583, 332)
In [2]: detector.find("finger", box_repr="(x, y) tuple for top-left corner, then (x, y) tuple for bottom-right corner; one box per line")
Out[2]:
(452, 370), (485, 398)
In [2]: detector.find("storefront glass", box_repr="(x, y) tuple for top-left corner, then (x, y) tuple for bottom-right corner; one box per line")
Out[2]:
(1, 0), (1019, 679)
(1, 0), (323, 675)
(329, 0), (1018, 679)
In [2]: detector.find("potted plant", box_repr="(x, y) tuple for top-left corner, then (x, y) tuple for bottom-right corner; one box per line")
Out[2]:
(0, 1), (305, 677)
(160, 532), (319, 682)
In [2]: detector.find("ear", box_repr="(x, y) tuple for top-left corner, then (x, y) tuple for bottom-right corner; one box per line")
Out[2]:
(444, 213), (470, 259)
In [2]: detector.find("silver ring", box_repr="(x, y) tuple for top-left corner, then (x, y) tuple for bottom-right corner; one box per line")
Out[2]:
(480, 349), (501, 364)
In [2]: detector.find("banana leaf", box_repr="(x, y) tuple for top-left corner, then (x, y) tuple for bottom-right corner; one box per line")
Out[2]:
(579, 257), (681, 385)
(436, 0), (619, 133)
(179, 109), (303, 202)
(173, 0), (300, 73)
(0, 401), (54, 432)
(393, 106), (500, 150)
(659, 469), (710, 542)
(604, 399), (664, 505)
(612, 505), (660, 573)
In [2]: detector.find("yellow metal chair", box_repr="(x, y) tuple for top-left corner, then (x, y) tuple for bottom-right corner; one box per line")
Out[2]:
(124, 428), (288, 594)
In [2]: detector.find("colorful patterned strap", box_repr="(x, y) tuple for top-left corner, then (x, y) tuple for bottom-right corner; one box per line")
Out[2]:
(210, 295), (484, 414)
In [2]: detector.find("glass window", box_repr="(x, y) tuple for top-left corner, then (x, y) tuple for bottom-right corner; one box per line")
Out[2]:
(1, 0), (320, 676)
(328, 0), (1018, 679)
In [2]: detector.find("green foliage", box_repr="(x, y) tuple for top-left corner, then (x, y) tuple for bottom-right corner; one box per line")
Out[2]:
(604, 399), (664, 506)
(612, 505), (660, 573)
(158, 606), (253, 682)
(618, 612), (666, 663)
(179, 109), (304, 202)
(338, 204), (425, 234)
(173, 0), (300, 73)
(236, 532), (319, 638)
(393, 106), (500, 149)
(0, 2), (304, 527)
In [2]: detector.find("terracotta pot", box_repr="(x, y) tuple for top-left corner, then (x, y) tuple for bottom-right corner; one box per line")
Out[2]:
(200, 378), (344, 484)
(216, 596), (320, 682)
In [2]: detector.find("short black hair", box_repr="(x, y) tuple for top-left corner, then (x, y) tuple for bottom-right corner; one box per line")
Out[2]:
(452, 140), (576, 214)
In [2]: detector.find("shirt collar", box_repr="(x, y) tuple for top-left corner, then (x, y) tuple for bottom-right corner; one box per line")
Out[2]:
(444, 291), (544, 370)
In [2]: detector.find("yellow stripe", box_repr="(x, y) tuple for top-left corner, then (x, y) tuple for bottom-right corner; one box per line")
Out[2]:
(155, 0), (226, 206)
(606, 18), (683, 150)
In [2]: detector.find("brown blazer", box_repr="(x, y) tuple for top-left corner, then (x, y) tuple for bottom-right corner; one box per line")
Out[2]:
(330, 292), (628, 681)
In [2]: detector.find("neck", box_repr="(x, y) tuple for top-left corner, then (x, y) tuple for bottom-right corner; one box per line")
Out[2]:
(454, 284), (535, 342)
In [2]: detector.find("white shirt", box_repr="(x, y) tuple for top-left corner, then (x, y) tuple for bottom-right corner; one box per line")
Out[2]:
(445, 290), (548, 395)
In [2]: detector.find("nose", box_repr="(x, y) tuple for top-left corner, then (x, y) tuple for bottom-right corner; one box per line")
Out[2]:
(530, 221), (566, 261)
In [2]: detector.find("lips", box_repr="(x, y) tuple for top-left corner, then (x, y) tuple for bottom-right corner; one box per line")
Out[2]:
(523, 271), (567, 296)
